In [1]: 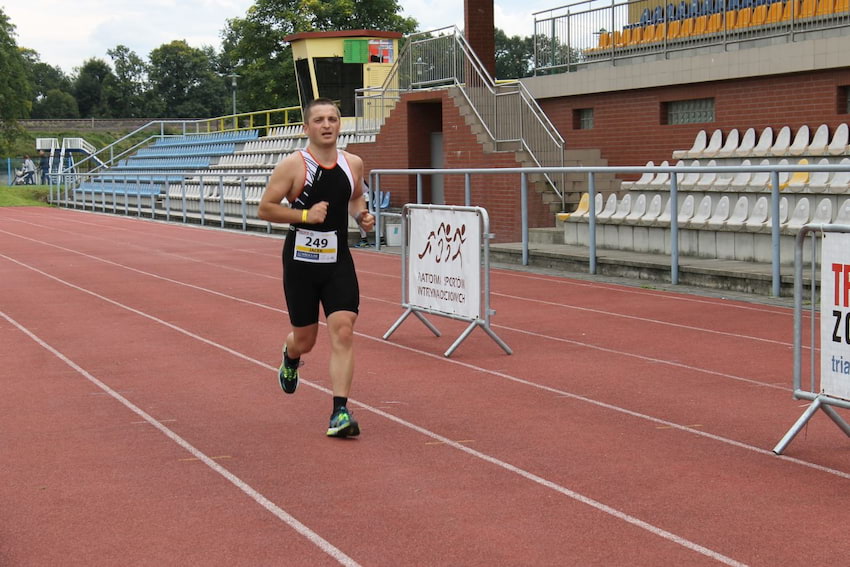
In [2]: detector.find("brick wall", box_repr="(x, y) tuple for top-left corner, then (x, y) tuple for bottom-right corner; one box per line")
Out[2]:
(540, 68), (850, 175)
(348, 90), (553, 242)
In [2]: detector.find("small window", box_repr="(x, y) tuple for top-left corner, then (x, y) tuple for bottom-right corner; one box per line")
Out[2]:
(574, 108), (594, 130)
(843, 86), (850, 114)
(666, 98), (714, 125)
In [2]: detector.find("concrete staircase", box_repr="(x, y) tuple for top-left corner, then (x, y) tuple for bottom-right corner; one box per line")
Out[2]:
(447, 87), (622, 215)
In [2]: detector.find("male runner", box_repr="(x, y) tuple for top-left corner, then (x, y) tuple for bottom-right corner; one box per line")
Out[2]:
(258, 98), (375, 438)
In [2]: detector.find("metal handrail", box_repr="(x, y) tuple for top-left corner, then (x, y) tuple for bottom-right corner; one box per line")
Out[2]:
(58, 107), (303, 178)
(355, 27), (566, 205)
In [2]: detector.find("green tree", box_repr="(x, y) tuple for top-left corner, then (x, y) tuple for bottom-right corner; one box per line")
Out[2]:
(33, 89), (80, 118)
(0, 8), (33, 154)
(302, 0), (417, 33)
(20, 49), (75, 118)
(105, 45), (149, 118)
(495, 29), (534, 80)
(221, 0), (417, 114)
(147, 40), (228, 118)
(74, 58), (116, 117)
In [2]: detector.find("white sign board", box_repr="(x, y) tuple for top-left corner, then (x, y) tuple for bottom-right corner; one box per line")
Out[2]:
(407, 208), (481, 320)
(820, 232), (850, 401)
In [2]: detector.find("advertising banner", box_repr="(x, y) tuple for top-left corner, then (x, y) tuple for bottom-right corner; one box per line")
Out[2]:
(407, 207), (481, 320)
(821, 232), (850, 400)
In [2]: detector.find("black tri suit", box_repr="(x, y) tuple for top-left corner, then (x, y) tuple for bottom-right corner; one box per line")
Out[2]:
(282, 149), (360, 327)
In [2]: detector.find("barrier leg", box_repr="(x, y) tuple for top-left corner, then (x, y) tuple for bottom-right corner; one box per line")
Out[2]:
(383, 307), (441, 340)
(773, 397), (823, 455)
(821, 405), (850, 438)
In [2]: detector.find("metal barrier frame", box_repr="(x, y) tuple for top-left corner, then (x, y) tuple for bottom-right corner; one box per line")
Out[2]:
(382, 204), (512, 358)
(773, 223), (850, 454)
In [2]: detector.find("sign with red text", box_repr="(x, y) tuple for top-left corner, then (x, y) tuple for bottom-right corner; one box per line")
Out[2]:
(821, 232), (850, 400)
(407, 208), (481, 320)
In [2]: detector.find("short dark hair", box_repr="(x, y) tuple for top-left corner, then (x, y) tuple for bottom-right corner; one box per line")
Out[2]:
(303, 98), (340, 121)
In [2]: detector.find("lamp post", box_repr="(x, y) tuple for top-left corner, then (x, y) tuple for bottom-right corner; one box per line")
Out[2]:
(228, 72), (239, 129)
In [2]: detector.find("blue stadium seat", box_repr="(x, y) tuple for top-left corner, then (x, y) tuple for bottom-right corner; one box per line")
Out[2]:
(703, 0), (715, 13)
(640, 7), (652, 25)
(714, 0), (726, 12)
(679, 1), (690, 17)
(653, 5), (665, 22)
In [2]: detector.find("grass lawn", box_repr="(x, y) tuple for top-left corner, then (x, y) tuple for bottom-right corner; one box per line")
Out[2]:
(0, 185), (52, 207)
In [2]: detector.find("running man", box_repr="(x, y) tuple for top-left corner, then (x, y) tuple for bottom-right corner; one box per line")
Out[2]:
(258, 98), (375, 438)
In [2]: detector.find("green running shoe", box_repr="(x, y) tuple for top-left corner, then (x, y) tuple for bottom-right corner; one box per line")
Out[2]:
(278, 348), (299, 394)
(326, 407), (360, 437)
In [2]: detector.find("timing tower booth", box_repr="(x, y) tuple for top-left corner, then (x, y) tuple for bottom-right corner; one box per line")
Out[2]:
(284, 29), (402, 118)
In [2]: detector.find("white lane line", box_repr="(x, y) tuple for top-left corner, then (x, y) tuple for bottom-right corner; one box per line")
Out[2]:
(0, 310), (360, 567)
(490, 291), (796, 347)
(1, 248), (846, 481)
(0, 221), (794, 348)
(0, 269), (748, 567)
(0, 228), (793, 392)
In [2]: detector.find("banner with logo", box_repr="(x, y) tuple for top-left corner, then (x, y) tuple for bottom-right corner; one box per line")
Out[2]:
(821, 232), (850, 401)
(407, 208), (481, 320)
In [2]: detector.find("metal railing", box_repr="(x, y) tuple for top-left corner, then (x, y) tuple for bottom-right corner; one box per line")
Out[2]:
(355, 27), (566, 205)
(533, 0), (850, 72)
(51, 160), (850, 298)
(56, 107), (303, 179)
(369, 160), (850, 297)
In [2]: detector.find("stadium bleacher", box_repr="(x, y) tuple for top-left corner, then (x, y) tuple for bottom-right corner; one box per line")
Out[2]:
(586, 0), (849, 54)
(563, 123), (850, 264)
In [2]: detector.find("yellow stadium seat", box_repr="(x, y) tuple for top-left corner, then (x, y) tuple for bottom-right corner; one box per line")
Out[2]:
(735, 6), (753, 28)
(612, 30), (622, 47)
(781, 159), (809, 191)
(751, 4), (768, 25)
(781, 0), (800, 20)
(766, 1), (784, 24)
(641, 24), (657, 44)
(667, 20), (682, 39)
(834, 0), (849, 12)
(693, 14), (709, 35)
(724, 10), (738, 30)
(679, 17), (695, 38)
(557, 192), (590, 222)
(628, 26), (644, 45)
(799, 0), (818, 18)
(707, 12), (724, 33)
(816, 0), (835, 15)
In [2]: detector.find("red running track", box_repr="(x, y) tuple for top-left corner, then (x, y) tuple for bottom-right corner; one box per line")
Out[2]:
(1, 206), (848, 566)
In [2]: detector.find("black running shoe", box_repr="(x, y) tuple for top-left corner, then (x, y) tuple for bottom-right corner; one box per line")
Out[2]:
(326, 406), (360, 437)
(278, 347), (299, 394)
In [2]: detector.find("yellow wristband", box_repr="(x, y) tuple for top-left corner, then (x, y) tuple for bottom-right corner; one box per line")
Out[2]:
(301, 209), (308, 223)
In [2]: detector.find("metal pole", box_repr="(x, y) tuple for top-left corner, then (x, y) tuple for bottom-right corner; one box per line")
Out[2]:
(521, 172), (529, 266)
(229, 73), (239, 130)
(588, 172), (597, 275)
(670, 172), (679, 285)
(770, 171), (781, 297)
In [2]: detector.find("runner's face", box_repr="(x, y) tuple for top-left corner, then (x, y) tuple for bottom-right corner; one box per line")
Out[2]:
(304, 104), (340, 147)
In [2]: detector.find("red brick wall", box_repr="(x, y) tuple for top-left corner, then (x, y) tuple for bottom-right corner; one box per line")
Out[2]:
(541, 69), (850, 174)
(348, 90), (553, 242)
(464, 0), (496, 77)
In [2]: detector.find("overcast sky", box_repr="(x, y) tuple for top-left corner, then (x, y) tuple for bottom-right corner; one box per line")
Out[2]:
(1, 0), (565, 74)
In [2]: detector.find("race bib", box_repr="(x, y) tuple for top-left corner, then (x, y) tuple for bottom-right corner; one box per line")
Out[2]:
(294, 228), (338, 263)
